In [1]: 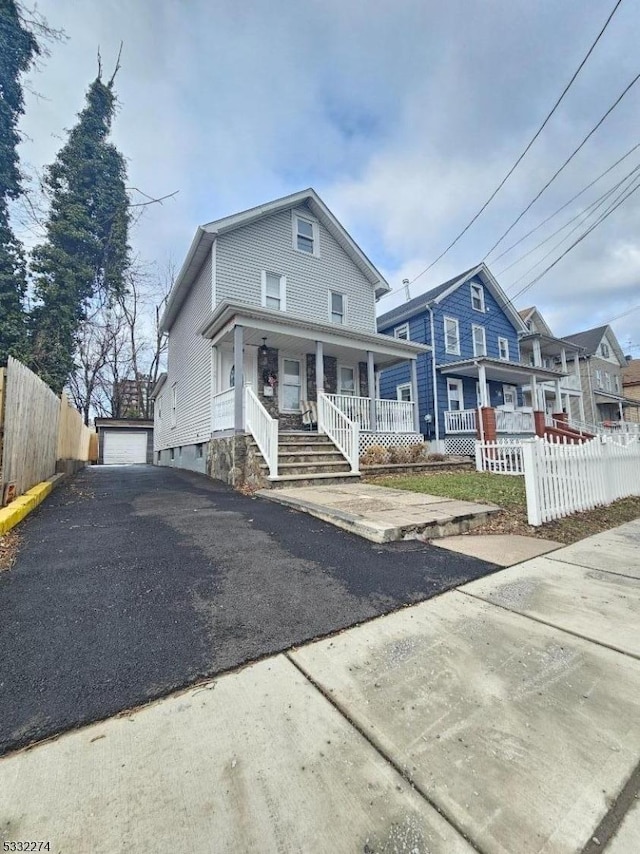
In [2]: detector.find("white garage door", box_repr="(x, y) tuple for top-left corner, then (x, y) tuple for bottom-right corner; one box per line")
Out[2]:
(103, 431), (148, 465)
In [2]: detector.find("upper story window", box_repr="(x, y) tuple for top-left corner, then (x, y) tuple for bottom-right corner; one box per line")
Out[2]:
(293, 213), (318, 255)
(261, 271), (287, 311)
(472, 324), (487, 357)
(396, 383), (412, 402)
(444, 316), (460, 355)
(498, 337), (510, 361)
(394, 323), (409, 340)
(601, 342), (610, 358)
(605, 372), (612, 391)
(614, 374), (620, 392)
(595, 369), (603, 388)
(171, 384), (177, 428)
(330, 291), (345, 324)
(470, 282), (485, 312)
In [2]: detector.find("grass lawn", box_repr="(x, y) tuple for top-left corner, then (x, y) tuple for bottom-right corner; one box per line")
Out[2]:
(371, 469), (640, 545)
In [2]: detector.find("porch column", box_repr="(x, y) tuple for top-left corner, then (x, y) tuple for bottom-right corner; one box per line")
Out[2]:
(410, 359), (420, 433)
(533, 339), (542, 367)
(367, 351), (376, 431)
(554, 379), (562, 412)
(573, 352), (580, 378)
(560, 347), (567, 373)
(233, 324), (244, 432)
(530, 374), (538, 411)
(579, 393), (586, 422)
(478, 363), (489, 407)
(315, 340), (324, 397)
(619, 399), (624, 420)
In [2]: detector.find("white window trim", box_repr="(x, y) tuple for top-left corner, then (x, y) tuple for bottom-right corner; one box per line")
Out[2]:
(157, 397), (162, 422)
(171, 384), (177, 428)
(261, 271), (287, 312)
(595, 369), (603, 388)
(292, 210), (320, 257)
(601, 342), (610, 358)
(470, 282), (485, 312)
(498, 336), (510, 361)
(502, 385), (517, 409)
(394, 323), (410, 340)
(279, 354), (305, 413)
(447, 378), (464, 410)
(614, 374), (620, 392)
(605, 372), (612, 391)
(472, 324), (487, 357)
(337, 364), (358, 396)
(444, 316), (460, 355)
(329, 290), (347, 325)
(396, 382), (412, 402)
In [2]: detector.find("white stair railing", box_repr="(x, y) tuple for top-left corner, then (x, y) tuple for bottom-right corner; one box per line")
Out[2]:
(318, 392), (360, 473)
(244, 386), (278, 478)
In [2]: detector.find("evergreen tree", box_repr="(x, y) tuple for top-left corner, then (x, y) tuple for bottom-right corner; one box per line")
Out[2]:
(0, 0), (40, 365)
(30, 69), (130, 393)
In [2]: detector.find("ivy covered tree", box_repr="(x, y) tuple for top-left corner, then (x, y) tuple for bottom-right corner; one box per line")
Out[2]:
(0, 0), (40, 365)
(30, 63), (130, 393)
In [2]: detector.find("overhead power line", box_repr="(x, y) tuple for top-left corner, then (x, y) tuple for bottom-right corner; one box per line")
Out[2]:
(483, 65), (640, 261)
(403, 0), (625, 291)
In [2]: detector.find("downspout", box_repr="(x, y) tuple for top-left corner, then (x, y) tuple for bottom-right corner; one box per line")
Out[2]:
(426, 304), (440, 443)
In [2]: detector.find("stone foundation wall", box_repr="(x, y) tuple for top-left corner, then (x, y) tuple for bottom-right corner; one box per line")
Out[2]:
(206, 434), (269, 489)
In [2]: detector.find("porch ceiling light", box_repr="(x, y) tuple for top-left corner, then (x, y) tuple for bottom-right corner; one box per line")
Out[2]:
(260, 337), (268, 355)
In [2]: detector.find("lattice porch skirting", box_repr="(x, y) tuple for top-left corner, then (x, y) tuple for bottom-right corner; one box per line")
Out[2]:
(444, 435), (477, 456)
(359, 432), (424, 455)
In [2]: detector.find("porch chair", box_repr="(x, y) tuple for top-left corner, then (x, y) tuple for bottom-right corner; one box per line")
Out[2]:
(301, 400), (318, 431)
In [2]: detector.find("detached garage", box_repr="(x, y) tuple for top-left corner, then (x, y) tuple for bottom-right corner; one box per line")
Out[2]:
(95, 419), (154, 465)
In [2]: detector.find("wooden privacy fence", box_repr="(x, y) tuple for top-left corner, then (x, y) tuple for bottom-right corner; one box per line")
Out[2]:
(475, 439), (525, 475)
(522, 436), (640, 526)
(0, 357), (93, 505)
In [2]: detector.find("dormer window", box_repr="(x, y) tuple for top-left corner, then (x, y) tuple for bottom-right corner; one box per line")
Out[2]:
(471, 282), (485, 312)
(293, 213), (318, 255)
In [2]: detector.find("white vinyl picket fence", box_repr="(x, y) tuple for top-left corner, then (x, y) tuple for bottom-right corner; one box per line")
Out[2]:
(522, 435), (640, 526)
(475, 440), (525, 475)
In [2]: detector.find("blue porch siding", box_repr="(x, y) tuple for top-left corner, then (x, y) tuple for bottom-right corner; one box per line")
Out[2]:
(378, 276), (523, 439)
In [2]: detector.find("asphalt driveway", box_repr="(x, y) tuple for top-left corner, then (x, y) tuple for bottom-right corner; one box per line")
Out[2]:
(0, 466), (498, 756)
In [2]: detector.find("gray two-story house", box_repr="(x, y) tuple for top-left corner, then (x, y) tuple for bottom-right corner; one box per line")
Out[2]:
(152, 189), (428, 487)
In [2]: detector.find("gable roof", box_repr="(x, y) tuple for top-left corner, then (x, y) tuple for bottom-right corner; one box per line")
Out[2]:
(563, 324), (626, 365)
(517, 305), (554, 336)
(377, 262), (528, 334)
(161, 188), (390, 331)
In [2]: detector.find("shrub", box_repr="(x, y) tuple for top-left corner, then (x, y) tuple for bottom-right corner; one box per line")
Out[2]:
(360, 444), (390, 466)
(408, 442), (427, 462)
(426, 452), (447, 462)
(388, 446), (415, 464)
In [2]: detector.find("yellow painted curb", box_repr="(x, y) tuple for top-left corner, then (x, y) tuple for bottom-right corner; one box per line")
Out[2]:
(0, 478), (56, 535)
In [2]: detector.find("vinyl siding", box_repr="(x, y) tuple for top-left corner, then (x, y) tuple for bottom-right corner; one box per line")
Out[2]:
(378, 277), (523, 437)
(154, 253), (213, 451)
(215, 206), (377, 333)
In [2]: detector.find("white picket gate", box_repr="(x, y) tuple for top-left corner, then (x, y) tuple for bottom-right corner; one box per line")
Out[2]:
(475, 440), (525, 475)
(521, 435), (640, 526)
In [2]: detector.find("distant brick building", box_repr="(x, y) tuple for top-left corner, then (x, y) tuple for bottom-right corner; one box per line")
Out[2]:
(623, 358), (640, 424)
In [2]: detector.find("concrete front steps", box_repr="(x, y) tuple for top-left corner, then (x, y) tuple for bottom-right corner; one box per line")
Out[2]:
(251, 432), (362, 489)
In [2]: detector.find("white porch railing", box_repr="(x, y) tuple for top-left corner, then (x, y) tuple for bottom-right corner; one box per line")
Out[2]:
(475, 439), (524, 475)
(244, 386), (278, 478)
(444, 409), (477, 433)
(495, 409), (535, 434)
(318, 392), (359, 473)
(324, 394), (415, 434)
(212, 387), (235, 432)
(522, 435), (640, 526)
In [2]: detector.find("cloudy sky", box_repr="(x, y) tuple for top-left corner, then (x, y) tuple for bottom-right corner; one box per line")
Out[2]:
(17, 0), (640, 354)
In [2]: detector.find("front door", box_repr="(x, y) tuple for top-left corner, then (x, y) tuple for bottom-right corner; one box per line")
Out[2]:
(447, 378), (464, 411)
(503, 385), (517, 409)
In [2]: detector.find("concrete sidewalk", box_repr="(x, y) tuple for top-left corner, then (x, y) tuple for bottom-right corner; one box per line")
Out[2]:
(1, 521), (639, 853)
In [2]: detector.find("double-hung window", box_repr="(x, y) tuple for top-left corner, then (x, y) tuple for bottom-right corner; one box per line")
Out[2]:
(338, 366), (356, 396)
(396, 383), (412, 402)
(394, 323), (409, 340)
(472, 325), (487, 357)
(595, 369), (603, 388)
(262, 272), (286, 311)
(330, 291), (345, 324)
(605, 372), (612, 391)
(601, 342), (610, 358)
(471, 282), (485, 312)
(498, 337), (510, 361)
(282, 359), (302, 411)
(294, 213), (317, 255)
(444, 317), (460, 355)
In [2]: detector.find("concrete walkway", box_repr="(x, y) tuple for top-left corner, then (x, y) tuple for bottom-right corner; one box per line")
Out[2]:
(1, 520), (639, 853)
(259, 481), (499, 542)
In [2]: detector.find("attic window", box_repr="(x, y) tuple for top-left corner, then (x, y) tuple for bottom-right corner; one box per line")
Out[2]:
(394, 323), (409, 340)
(471, 282), (485, 312)
(601, 342), (610, 358)
(294, 214), (317, 255)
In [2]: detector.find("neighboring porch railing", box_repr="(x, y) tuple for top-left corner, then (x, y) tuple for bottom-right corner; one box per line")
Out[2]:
(495, 409), (534, 433)
(245, 386), (278, 478)
(475, 439), (525, 475)
(444, 409), (477, 433)
(318, 392), (359, 473)
(212, 387), (235, 432)
(323, 394), (415, 433)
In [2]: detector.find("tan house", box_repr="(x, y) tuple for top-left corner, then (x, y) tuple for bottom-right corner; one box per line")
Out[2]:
(623, 358), (640, 423)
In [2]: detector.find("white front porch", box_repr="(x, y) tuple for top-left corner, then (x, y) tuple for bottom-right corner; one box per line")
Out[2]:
(444, 408), (535, 435)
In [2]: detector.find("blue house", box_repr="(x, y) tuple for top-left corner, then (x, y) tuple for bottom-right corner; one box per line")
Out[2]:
(377, 264), (566, 453)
